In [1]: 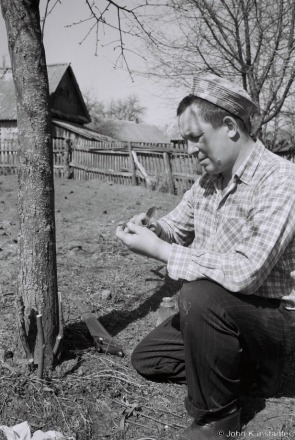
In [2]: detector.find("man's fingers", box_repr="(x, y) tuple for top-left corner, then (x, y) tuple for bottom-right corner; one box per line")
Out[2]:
(149, 220), (157, 233)
(116, 224), (125, 238)
(126, 222), (140, 233)
(129, 213), (147, 225)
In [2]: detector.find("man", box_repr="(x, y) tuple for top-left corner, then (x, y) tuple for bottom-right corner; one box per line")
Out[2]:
(116, 74), (295, 439)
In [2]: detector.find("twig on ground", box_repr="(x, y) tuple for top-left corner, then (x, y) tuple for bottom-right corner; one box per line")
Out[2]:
(126, 419), (157, 431)
(138, 412), (185, 430)
(106, 396), (186, 430)
(0, 361), (16, 373)
(143, 403), (184, 419)
(54, 394), (71, 432)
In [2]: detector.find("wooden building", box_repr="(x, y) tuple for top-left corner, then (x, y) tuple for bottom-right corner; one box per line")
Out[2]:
(0, 63), (114, 143)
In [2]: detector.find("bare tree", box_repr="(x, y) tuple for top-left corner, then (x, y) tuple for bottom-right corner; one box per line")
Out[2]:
(136, 0), (295, 137)
(1, 0), (59, 371)
(0, 0), (152, 374)
(107, 95), (147, 122)
(83, 89), (107, 125)
(83, 91), (147, 126)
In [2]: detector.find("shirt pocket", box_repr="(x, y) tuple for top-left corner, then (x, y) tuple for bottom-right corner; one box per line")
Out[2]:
(216, 214), (246, 253)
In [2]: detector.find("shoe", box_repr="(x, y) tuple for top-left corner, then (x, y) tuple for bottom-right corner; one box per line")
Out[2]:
(178, 409), (241, 439)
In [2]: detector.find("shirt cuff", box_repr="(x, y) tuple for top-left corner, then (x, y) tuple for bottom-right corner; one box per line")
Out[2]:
(167, 243), (198, 280)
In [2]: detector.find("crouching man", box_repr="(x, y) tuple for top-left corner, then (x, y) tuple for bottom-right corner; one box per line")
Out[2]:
(116, 74), (295, 440)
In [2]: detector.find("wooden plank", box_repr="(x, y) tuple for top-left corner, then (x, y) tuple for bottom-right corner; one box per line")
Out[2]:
(64, 139), (72, 179)
(69, 162), (134, 177)
(163, 152), (175, 194)
(128, 142), (137, 186)
(131, 151), (152, 187)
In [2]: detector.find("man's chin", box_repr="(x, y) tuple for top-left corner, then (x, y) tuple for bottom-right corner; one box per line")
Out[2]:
(201, 164), (217, 174)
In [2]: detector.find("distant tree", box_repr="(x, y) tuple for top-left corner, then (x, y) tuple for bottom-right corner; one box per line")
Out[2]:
(107, 95), (147, 122)
(83, 89), (106, 125)
(83, 92), (147, 126)
(137, 0), (295, 138)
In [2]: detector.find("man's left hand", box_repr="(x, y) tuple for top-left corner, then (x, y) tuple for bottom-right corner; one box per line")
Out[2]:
(116, 222), (171, 263)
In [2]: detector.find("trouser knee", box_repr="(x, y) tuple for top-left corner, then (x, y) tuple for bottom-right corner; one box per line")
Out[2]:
(179, 280), (218, 321)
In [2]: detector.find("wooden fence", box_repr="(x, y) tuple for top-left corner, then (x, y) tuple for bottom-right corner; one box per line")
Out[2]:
(69, 142), (201, 194)
(0, 138), (199, 194)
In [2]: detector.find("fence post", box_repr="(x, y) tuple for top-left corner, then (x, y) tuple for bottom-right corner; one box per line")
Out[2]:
(128, 142), (137, 186)
(163, 152), (175, 194)
(64, 139), (73, 179)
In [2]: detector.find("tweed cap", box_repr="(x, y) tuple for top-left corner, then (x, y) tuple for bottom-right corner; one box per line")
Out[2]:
(192, 74), (258, 122)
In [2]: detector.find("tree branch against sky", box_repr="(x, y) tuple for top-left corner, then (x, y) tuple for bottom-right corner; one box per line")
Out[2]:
(131, 0), (295, 137)
(51, 0), (160, 81)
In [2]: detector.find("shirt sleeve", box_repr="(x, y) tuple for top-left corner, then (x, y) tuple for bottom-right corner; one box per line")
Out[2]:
(166, 174), (295, 295)
(157, 187), (196, 246)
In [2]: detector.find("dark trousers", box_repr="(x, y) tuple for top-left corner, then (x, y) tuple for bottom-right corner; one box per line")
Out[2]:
(131, 280), (295, 423)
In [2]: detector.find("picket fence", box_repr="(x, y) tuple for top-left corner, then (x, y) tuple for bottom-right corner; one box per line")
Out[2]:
(0, 138), (201, 194)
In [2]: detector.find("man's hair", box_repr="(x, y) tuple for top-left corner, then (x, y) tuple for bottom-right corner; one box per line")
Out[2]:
(177, 95), (249, 134)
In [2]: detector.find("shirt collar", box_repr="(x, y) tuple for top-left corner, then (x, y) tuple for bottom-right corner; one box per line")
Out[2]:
(233, 139), (265, 185)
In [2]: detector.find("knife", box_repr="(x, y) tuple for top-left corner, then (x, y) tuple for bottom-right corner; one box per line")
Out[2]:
(74, 299), (124, 357)
(118, 206), (157, 230)
(143, 206), (157, 228)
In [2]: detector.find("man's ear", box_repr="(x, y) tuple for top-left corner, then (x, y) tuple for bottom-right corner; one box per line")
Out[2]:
(223, 116), (239, 140)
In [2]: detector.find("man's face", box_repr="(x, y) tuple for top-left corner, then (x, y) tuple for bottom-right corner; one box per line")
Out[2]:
(178, 104), (239, 176)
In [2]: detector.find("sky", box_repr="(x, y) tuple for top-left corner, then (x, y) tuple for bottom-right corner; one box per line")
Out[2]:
(0, 1), (186, 129)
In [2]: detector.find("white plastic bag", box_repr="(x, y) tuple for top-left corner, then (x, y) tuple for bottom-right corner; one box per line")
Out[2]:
(0, 422), (65, 440)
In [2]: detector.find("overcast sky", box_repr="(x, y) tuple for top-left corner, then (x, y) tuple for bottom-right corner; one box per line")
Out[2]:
(0, 1), (187, 128)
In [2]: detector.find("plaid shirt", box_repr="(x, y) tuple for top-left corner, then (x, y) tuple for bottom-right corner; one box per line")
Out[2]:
(159, 140), (295, 309)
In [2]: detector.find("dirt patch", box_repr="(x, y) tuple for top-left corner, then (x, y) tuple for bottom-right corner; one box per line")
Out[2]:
(0, 175), (295, 439)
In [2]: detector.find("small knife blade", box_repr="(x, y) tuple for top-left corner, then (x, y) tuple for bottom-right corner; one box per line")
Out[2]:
(144, 206), (156, 228)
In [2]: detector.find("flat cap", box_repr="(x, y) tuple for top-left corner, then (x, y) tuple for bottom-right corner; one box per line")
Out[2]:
(192, 73), (258, 122)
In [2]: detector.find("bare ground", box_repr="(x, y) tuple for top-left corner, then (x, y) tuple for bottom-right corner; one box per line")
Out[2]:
(0, 174), (295, 439)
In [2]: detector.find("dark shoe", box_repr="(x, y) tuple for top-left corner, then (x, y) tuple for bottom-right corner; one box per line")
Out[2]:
(178, 409), (241, 439)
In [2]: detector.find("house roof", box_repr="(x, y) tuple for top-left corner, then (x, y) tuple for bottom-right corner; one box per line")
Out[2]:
(0, 64), (90, 123)
(90, 119), (170, 144)
(53, 119), (115, 142)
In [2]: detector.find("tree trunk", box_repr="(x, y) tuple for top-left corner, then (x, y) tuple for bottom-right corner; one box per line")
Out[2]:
(1, 0), (59, 371)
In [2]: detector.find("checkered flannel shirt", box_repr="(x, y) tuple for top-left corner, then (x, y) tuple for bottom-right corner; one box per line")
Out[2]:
(158, 140), (295, 309)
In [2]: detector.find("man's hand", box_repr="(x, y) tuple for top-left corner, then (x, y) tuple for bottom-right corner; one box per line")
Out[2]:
(128, 212), (158, 233)
(116, 222), (171, 263)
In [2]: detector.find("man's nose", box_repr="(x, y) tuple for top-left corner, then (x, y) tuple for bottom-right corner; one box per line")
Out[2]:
(187, 140), (199, 156)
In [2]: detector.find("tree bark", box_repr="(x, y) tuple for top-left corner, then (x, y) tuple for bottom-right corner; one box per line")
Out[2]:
(1, 0), (59, 370)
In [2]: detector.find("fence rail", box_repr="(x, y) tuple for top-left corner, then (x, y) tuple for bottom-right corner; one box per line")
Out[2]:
(0, 138), (198, 194)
